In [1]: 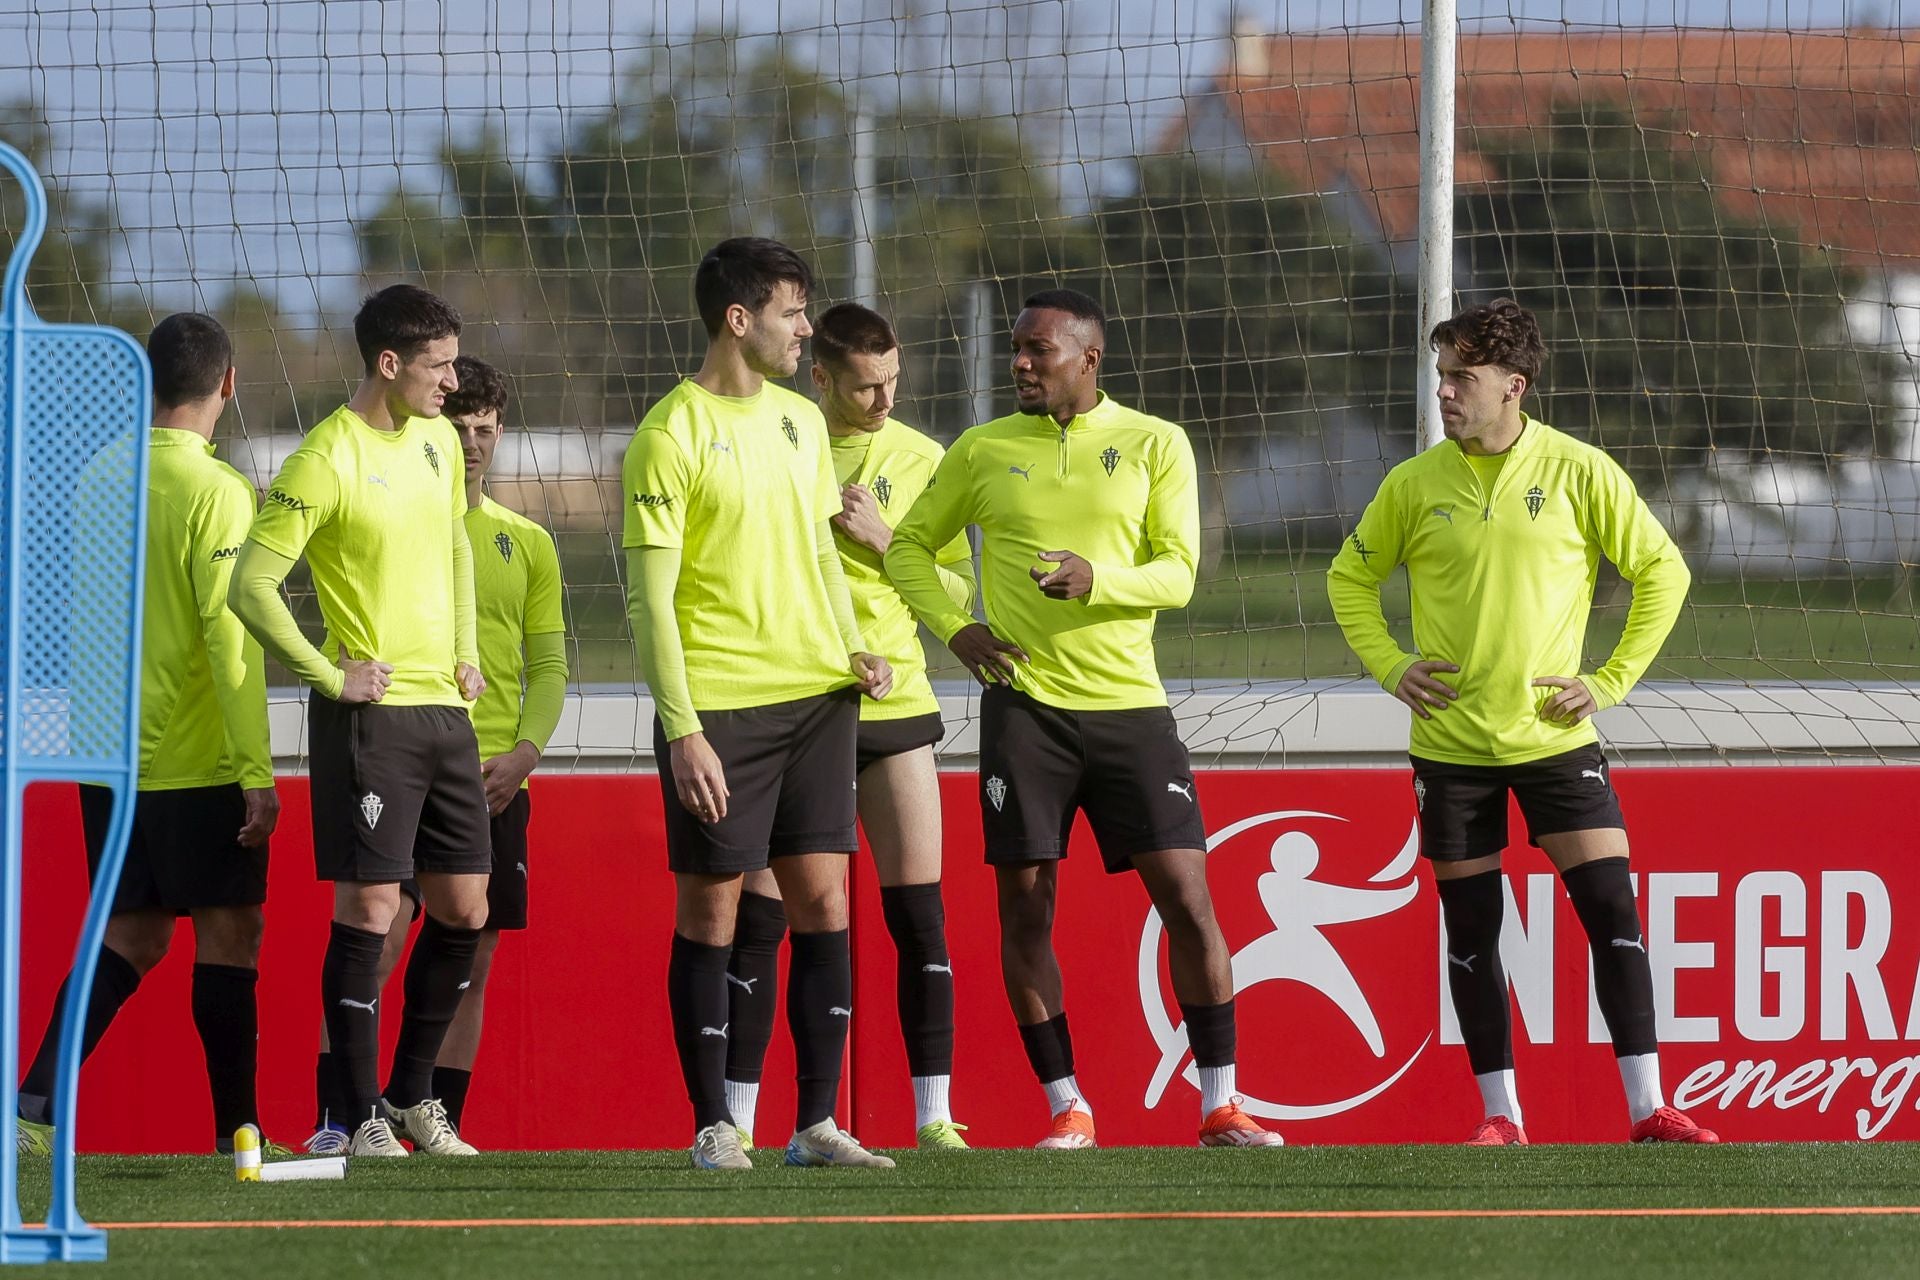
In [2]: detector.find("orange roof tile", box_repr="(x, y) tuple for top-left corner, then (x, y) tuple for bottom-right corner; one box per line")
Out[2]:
(1183, 28), (1920, 264)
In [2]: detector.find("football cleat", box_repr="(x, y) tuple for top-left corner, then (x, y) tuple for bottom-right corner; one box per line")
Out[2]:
(383, 1098), (477, 1156)
(348, 1116), (409, 1158)
(1036, 1103), (1096, 1151)
(14, 1119), (52, 1158)
(691, 1122), (752, 1170)
(1630, 1106), (1720, 1144)
(1199, 1097), (1284, 1148)
(784, 1121), (895, 1168)
(916, 1120), (971, 1150)
(1465, 1115), (1529, 1146)
(302, 1124), (350, 1156)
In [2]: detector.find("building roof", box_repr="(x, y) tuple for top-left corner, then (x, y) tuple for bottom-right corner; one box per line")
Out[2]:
(1180, 27), (1920, 266)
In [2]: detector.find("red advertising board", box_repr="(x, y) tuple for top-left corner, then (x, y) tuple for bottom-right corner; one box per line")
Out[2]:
(18, 768), (1920, 1151)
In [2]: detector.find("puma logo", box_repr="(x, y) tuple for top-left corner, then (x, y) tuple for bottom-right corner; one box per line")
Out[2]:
(699, 1024), (728, 1038)
(1448, 953), (1476, 973)
(1612, 936), (1647, 954)
(1008, 463), (1035, 480)
(335, 996), (377, 1013)
(1166, 781), (1194, 801)
(921, 963), (953, 975)
(829, 1006), (852, 1018)
(725, 973), (757, 993)
(457, 981), (471, 991)
(1581, 768), (1605, 782)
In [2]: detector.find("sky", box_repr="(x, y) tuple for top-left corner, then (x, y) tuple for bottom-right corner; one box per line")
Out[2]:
(1, 0), (1915, 317)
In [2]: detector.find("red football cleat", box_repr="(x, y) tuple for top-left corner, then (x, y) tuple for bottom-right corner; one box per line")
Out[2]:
(1035, 1104), (1096, 1151)
(1198, 1097), (1284, 1148)
(1629, 1106), (1720, 1144)
(1465, 1115), (1528, 1146)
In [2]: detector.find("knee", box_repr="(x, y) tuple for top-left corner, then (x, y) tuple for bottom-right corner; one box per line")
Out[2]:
(997, 886), (1054, 946)
(105, 916), (173, 974)
(780, 885), (846, 934)
(440, 902), (490, 932)
(194, 908), (265, 968)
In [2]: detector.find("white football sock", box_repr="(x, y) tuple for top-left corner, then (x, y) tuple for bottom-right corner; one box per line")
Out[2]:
(1618, 1053), (1664, 1123)
(1042, 1075), (1090, 1119)
(1476, 1069), (1523, 1125)
(1199, 1064), (1237, 1115)
(723, 1080), (759, 1136)
(913, 1075), (952, 1128)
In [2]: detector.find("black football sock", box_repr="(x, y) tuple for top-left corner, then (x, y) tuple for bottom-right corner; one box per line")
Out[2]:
(1180, 998), (1236, 1070)
(385, 915), (481, 1109)
(19, 946), (143, 1125)
(668, 933), (734, 1131)
(1436, 870), (1512, 1076)
(1562, 857), (1659, 1058)
(432, 1066), (473, 1132)
(1017, 1012), (1076, 1085)
(723, 891), (786, 1087)
(314, 1050), (354, 1132)
(881, 884), (955, 1078)
(787, 928), (852, 1130)
(192, 963), (259, 1148)
(320, 921), (388, 1125)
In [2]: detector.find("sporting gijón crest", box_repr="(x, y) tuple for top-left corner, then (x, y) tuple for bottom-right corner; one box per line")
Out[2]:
(495, 531), (514, 563)
(423, 440), (441, 476)
(1525, 486), (1545, 520)
(873, 475), (892, 508)
(781, 415), (798, 447)
(1101, 446), (1120, 476)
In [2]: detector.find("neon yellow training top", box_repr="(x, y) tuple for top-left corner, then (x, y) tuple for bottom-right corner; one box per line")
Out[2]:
(465, 496), (568, 764)
(622, 378), (856, 716)
(135, 428), (273, 790)
(1326, 415), (1691, 766)
(242, 405), (476, 706)
(830, 418), (974, 722)
(884, 393), (1199, 711)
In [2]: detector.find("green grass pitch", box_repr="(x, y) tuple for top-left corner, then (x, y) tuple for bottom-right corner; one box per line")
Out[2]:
(13, 1144), (1918, 1278)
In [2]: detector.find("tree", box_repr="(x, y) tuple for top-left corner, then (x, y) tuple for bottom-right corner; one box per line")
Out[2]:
(1457, 104), (1899, 483)
(0, 99), (131, 327)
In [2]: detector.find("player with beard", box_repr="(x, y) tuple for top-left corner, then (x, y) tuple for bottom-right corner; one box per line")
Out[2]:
(720, 303), (975, 1152)
(624, 239), (895, 1170)
(886, 289), (1281, 1150)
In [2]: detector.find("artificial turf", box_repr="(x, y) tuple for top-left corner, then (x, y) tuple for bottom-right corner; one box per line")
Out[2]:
(9, 1143), (1918, 1277)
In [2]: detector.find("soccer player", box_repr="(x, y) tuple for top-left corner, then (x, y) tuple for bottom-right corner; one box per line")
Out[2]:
(434, 354), (567, 1131)
(1326, 298), (1716, 1145)
(885, 289), (1281, 1150)
(721, 304), (975, 1151)
(14, 313), (280, 1157)
(624, 238), (895, 1171)
(229, 284), (490, 1158)
(303, 355), (568, 1153)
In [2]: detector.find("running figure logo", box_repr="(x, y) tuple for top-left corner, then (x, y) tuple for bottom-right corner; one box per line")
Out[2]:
(1140, 810), (1431, 1120)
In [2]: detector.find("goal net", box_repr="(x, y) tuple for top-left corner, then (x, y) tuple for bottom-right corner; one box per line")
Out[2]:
(6, 2), (1918, 768)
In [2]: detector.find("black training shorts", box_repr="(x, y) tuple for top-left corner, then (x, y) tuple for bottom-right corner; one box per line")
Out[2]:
(977, 685), (1206, 874)
(79, 782), (267, 914)
(308, 696), (493, 883)
(1410, 743), (1627, 860)
(855, 711), (945, 774)
(654, 687), (860, 875)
